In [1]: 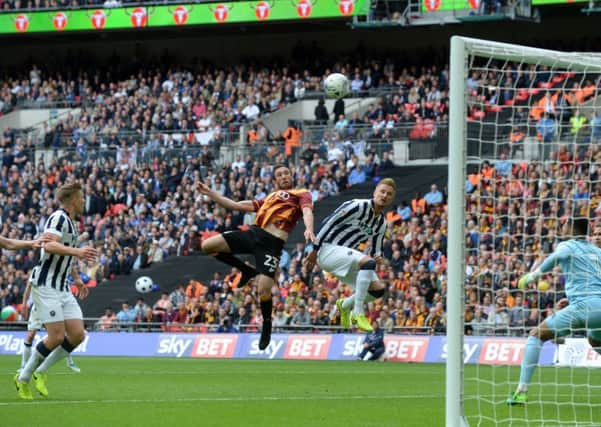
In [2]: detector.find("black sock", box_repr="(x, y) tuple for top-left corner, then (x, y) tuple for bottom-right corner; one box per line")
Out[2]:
(36, 341), (52, 357)
(61, 338), (76, 353)
(260, 299), (273, 323)
(215, 253), (258, 278)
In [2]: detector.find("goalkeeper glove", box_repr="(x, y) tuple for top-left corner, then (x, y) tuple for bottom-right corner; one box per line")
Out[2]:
(518, 270), (541, 289)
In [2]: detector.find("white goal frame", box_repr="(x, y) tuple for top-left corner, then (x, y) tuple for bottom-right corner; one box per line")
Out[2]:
(446, 36), (601, 427)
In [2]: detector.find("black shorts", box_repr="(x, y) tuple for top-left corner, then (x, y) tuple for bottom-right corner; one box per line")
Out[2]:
(222, 225), (285, 278)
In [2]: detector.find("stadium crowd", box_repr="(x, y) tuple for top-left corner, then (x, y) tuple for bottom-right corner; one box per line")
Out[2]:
(1, 57), (600, 338)
(0, 60), (451, 146)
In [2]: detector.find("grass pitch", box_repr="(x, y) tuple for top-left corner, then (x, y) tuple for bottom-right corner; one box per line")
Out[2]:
(1, 357), (599, 426)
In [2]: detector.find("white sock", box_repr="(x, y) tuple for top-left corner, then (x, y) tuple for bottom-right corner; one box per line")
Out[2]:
(36, 346), (70, 374)
(363, 351), (373, 361)
(341, 295), (355, 311)
(66, 355), (75, 365)
(21, 343), (32, 369)
(351, 270), (374, 316)
(19, 344), (49, 382)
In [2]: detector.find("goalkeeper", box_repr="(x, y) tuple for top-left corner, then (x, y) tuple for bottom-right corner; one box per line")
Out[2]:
(507, 218), (601, 405)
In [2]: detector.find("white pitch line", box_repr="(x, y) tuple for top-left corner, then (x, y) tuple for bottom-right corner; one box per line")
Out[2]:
(3, 369), (442, 376)
(0, 394), (444, 406)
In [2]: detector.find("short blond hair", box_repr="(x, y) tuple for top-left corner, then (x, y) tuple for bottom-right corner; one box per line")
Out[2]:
(56, 182), (83, 204)
(377, 178), (397, 192)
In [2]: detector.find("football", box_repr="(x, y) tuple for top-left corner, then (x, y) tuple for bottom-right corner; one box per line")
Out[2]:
(0, 305), (18, 321)
(324, 73), (350, 99)
(135, 276), (154, 294)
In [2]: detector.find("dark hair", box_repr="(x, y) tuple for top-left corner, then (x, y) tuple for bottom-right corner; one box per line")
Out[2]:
(572, 217), (589, 237)
(273, 164), (289, 174)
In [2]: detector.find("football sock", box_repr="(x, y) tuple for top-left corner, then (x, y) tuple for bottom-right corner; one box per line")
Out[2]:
(21, 342), (32, 369)
(341, 295), (355, 311)
(517, 336), (543, 393)
(36, 338), (76, 374)
(260, 299), (273, 323)
(351, 270), (373, 316)
(19, 341), (51, 382)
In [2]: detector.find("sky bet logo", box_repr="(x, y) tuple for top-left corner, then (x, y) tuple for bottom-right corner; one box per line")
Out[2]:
(156, 335), (194, 358)
(247, 336), (286, 359)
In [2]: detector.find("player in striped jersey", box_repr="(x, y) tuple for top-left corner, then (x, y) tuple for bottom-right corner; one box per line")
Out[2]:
(18, 270), (80, 375)
(507, 218), (601, 405)
(15, 183), (97, 400)
(198, 164), (316, 350)
(305, 178), (396, 332)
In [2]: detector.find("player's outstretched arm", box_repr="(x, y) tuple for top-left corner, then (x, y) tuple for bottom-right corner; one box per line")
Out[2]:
(302, 206), (316, 244)
(197, 181), (255, 212)
(43, 234), (98, 263)
(20, 282), (32, 320)
(71, 267), (89, 300)
(518, 244), (570, 288)
(0, 235), (48, 250)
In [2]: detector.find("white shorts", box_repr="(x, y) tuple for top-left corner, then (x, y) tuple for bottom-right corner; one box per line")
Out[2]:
(27, 305), (43, 331)
(318, 243), (371, 289)
(32, 286), (83, 324)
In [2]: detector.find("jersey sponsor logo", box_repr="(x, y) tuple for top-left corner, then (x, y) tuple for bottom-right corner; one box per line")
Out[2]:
(276, 191), (290, 200)
(284, 335), (331, 359)
(384, 336), (428, 362)
(479, 339), (524, 365)
(156, 335), (195, 358)
(192, 334), (238, 358)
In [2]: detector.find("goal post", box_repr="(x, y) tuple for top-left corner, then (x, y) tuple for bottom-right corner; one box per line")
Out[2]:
(447, 36), (601, 427)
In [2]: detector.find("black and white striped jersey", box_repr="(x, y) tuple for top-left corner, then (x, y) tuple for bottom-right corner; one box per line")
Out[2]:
(32, 209), (79, 292)
(315, 199), (386, 257)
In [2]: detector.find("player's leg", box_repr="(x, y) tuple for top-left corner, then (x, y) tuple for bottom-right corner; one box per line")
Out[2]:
(585, 297), (601, 356)
(20, 330), (36, 373)
(348, 256), (379, 332)
(16, 320), (63, 398)
(202, 230), (258, 286)
(66, 352), (80, 373)
(254, 230), (284, 350)
(317, 244), (364, 329)
(507, 303), (580, 405)
(369, 346), (386, 361)
(36, 293), (85, 376)
(257, 274), (275, 350)
(21, 304), (43, 372)
(18, 286), (66, 382)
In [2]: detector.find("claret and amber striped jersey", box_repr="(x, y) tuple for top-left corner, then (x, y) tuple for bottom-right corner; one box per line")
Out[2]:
(252, 189), (313, 233)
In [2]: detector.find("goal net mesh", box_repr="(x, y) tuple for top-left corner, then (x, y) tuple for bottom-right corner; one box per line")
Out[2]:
(459, 42), (601, 426)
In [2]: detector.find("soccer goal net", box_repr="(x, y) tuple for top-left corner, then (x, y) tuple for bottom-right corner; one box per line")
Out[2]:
(447, 36), (601, 427)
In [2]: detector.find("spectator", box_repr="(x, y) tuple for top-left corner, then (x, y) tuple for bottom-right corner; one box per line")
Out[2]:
(348, 165), (367, 186)
(116, 302), (137, 325)
(97, 308), (117, 330)
(424, 184), (443, 206)
(291, 304), (311, 327)
(358, 319), (386, 361)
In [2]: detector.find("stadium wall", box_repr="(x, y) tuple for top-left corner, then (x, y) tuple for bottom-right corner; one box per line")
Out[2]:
(2, 331), (597, 366)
